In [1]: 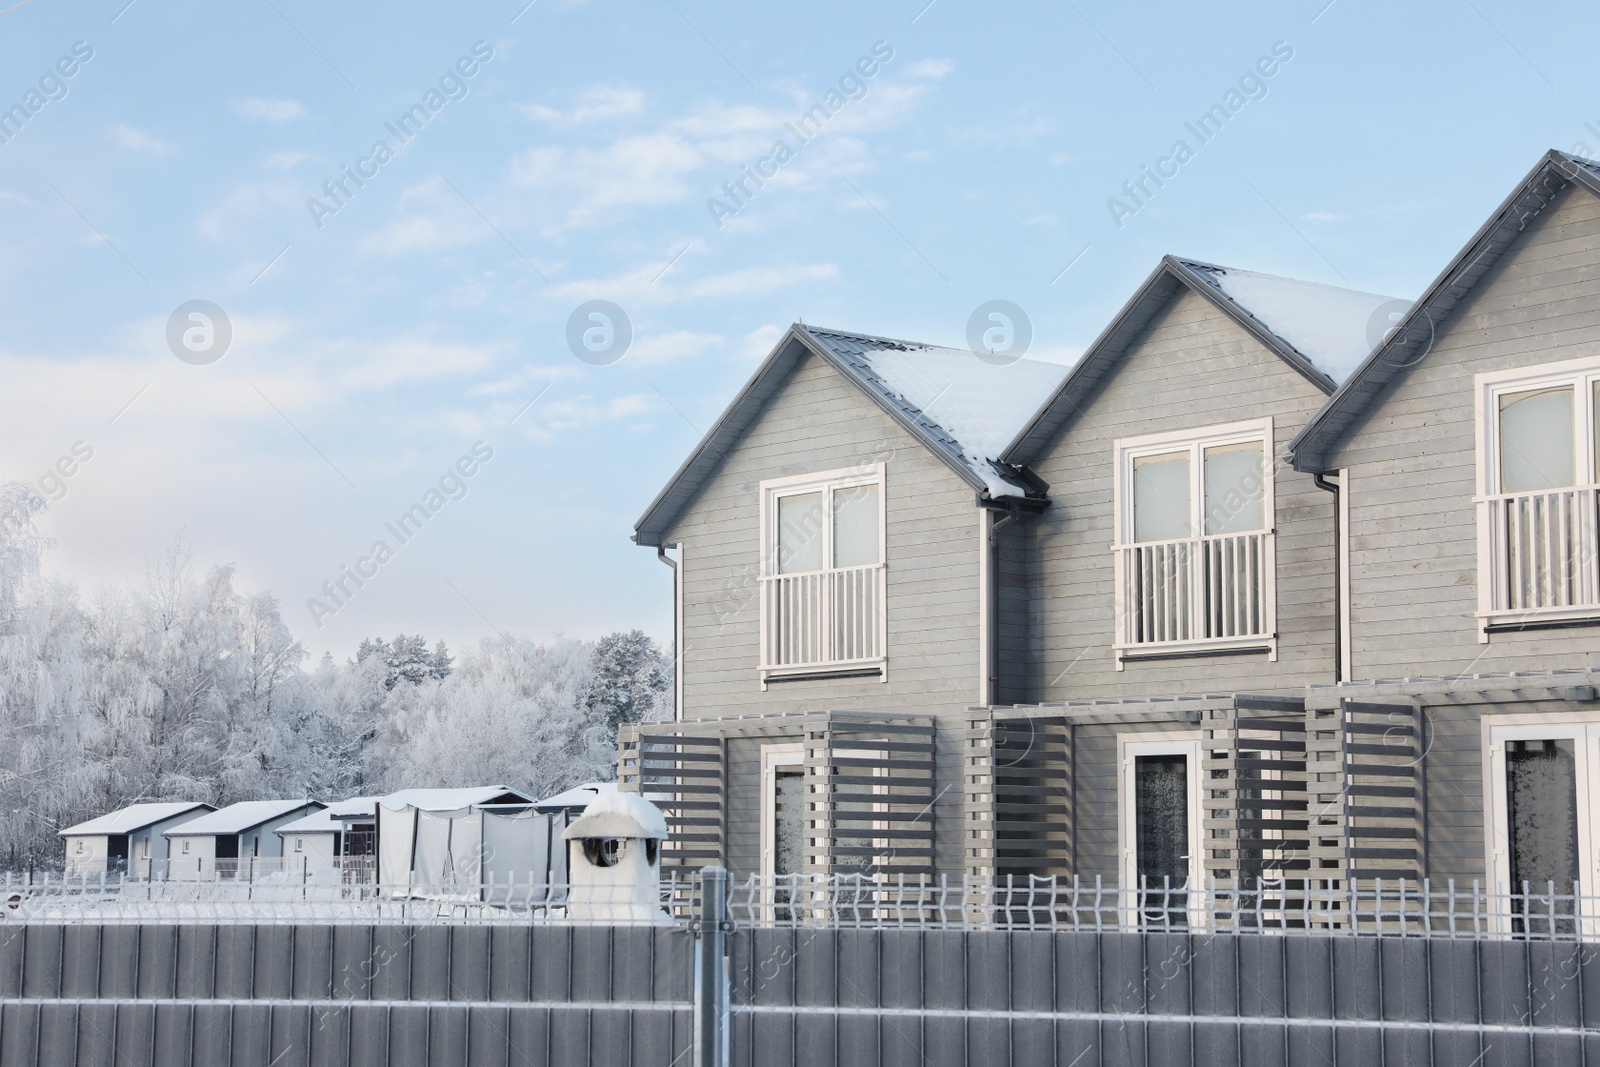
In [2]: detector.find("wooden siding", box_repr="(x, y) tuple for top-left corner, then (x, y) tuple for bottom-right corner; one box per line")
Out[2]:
(1020, 288), (1339, 701)
(1329, 183), (1600, 678)
(659, 349), (984, 871)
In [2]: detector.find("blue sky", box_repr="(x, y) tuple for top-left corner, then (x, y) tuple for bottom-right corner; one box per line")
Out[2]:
(0, 0), (1593, 660)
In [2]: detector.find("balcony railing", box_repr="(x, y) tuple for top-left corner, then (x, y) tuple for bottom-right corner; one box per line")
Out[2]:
(759, 563), (885, 680)
(1114, 530), (1274, 658)
(1483, 486), (1600, 620)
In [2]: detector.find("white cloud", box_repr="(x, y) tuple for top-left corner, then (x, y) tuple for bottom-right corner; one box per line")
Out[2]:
(265, 151), (314, 171)
(356, 178), (555, 264)
(541, 260), (838, 310)
(510, 133), (704, 232)
(232, 98), (306, 123)
(197, 178), (303, 242)
(111, 124), (173, 155)
(907, 58), (955, 79)
(518, 392), (662, 440)
(626, 329), (724, 366)
(742, 323), (785, 360)
(520, 85), (645, 126)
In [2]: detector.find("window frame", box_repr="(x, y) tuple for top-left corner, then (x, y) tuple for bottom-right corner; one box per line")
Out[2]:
(1117, 731), (1206, 929)
(1474, 357), (1600, 631)
(760, 463), (887, 578)
(1475, 356), (1600, 500)
(1481, 710), (1600, 936)
(757, 463), (888, 684)
(1111, 418), (1277, 664)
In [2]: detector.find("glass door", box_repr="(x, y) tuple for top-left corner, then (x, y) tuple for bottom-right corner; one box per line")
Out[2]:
(1487, 719), (1600, 936)
(1121, 736), (1203, 928)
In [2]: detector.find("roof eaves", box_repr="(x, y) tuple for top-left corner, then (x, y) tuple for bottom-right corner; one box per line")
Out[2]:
(790, 326), (998, 495)
(791, 325), (1005, 499)
(632, 326), (812, 548)
(1291, 149), (1600, 472)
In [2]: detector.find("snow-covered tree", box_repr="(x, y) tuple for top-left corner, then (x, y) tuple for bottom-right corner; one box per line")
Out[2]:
(583, 629), (673, 733)
(0, 491), (665, 868)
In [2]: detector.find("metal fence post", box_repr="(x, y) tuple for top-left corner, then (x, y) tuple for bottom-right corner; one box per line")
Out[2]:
(695, 866), (730, 1067)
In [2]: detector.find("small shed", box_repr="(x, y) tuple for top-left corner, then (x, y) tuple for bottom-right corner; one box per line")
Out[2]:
(59, 801), (214, 879)
(272, 808), (346, 873)
(164, 799), (325, 880)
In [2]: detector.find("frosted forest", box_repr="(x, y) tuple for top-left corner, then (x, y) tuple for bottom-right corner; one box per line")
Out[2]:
(0, 482), (673, 871)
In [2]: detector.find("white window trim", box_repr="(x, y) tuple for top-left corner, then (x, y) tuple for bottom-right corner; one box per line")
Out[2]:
(1117, 731), (1206, 928)
(1111, 418), (1277, 665)
(1481, 709), (1600, 935)
(757, 463), (888, 684)
(1474, 356), (1600, 634)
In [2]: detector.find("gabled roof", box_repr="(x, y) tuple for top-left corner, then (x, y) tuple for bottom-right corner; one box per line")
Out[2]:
(633, 324), (1071, 546)
(534, 781), (609, 812)
(274, 808), (343, 836)
(1291, 149), (1600, 472)
(373, 786), (534, 812)
(165, 799), (323, 837)
(323, 796), (385, 820)
(58, 801), (213, 837)
(1003, 256), (1405, 465)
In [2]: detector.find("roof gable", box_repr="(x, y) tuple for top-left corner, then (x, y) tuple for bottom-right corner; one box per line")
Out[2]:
(1291, 149), (1600, 472)
(58, 801), (214, 837)
(165, 799), (323, 836)
(633, 324), (1069, 546)
(1004, 256), (1404, 465)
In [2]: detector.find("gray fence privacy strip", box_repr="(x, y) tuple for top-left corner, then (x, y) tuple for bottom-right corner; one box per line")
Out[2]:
(5, 865), (1600, 1066)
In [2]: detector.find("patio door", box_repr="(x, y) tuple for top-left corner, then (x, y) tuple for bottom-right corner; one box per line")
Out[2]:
(762, 744), (805, 920)
(1486, 716), (1600, 934)
(1119, 734), (1204, 926)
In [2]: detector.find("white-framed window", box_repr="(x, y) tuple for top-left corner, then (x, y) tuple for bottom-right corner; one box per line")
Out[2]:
(1117, 732), (1205, 928)
(1475, 357), (1600, 630)
(758, 464), (887, 683)
(1112, 418), (1276, 665)
(181, 840), (190, 854)
(74, 840), (84, 855)
(1482, 710), (1600, 936)
(294, 838), (303, 853)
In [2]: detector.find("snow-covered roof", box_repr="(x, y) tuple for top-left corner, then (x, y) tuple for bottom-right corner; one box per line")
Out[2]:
(562, 788), (668, 840)
(373, 786), (534, 813)
(535, 781), (610, 812)
(323, 796), (384, 820)
(273, 808), (343, 836)
(1179, 260), (1406, 383)
(801, 327), (1070, 498)
(59, 801), (212, 837)
(165, 800), (323, 837)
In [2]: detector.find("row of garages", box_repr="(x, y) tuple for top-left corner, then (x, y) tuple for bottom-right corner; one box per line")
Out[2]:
(57, 783), (605, 886)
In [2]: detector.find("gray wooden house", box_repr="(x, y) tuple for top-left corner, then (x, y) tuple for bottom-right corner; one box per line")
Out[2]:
(624, 148), (1600, 920)
(1290, 149), (1600, 912)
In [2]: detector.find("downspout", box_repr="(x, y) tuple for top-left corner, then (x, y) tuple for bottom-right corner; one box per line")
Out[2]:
(1311, 474), (1341, 683)
(983, 499), (1023, 705)
(656, 545), (680, 721)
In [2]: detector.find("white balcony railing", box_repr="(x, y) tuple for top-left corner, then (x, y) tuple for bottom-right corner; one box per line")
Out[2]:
(759, 563), (885, 679)
(1114, 530), (1275, 658)
(1483, 486), (1600, 620)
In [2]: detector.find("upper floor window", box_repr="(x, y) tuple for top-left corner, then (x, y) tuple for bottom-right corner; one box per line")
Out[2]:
(759, 464), (886, 683)
(1477, 358), (1600, 628)
(1113, 419), (1276, 664)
